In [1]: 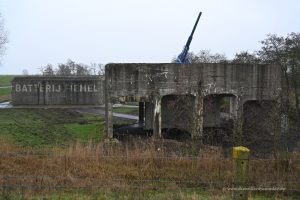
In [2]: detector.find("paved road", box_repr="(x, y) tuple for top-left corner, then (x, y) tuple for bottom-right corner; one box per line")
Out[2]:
(0, 102), (137, 109)
(0, 101), (12, 108)
(113, 103), (138, 108)
(0, 101), (138, 120)
(0, 86), (12, 89)
(75, 108), (138, 120)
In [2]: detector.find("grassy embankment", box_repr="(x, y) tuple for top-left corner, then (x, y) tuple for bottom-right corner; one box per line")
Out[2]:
(0, 87), (11, 96)
(0, 107), (137, 148)
(0, 109), (104, 147)
(0, 75), (16, 87)
(0, 75), (15, 102)
(113, 106), (138, 115)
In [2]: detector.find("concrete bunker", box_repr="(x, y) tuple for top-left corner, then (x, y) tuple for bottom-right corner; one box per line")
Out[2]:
(105, 63), (282, 141)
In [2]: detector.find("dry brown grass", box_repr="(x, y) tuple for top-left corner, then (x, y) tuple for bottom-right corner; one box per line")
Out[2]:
(0, 139), (299, 197)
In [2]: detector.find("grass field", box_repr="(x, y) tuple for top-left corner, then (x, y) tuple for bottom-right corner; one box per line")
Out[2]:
(1, 188), (285, 200)
(0, 86), (11, 95)
(0, 75), (16, 86)
(113, 106), (138, 115)
(0, 109), (104, 147)
(0, 75), (15, 102)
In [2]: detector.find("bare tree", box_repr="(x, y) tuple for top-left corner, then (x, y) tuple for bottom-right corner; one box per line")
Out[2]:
(22, 69), (29, 75)
(89, 63), (105, 75)
(0, 14), (8, 63)
(285, 33), (300, 122)
(258, 33), (300, 125)
(240, 33), (300, 156)
(97, 64), (105, 75)
(90, 63), (97, 75)
(41, 64), (55, 75)
(76, 64), (90, 76)
(172, 50), (227, 64)
(232, 51), (261, 64)
(56, 63), (72, 76)
(40, 60), (102, 76)
(191, 50), (227, 63)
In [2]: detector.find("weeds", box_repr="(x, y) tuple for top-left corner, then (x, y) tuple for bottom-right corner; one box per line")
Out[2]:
(0, 139), (298, 199)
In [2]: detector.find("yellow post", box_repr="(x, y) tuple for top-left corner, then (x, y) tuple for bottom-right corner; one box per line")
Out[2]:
(233, 146), (250, 200)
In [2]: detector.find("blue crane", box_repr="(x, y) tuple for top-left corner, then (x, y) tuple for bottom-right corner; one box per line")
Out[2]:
(175, 12), (202, 64)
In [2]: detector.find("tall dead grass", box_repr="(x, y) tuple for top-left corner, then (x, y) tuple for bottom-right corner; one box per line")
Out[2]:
(0, 139), (299, 195)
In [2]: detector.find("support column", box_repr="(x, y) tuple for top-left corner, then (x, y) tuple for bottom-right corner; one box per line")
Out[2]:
(230, 96), (242, 119)
(105, 72), (113, 139)
(192, 93), (204, 140)
(153, 97), (162, 138)
(105, 100), (113, 138)
(138, 102), (145, 123)
(232, 97), (243, 145)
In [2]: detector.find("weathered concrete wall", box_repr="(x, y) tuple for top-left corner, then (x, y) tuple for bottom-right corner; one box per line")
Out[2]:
(105, 63), (282, 138)
(106, 63), (281, 101)
(12, 76), (104, 105)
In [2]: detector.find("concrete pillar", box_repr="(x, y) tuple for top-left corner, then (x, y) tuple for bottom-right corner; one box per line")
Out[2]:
(153, 97), (162, 138)
(105, 100), (113, 138)
(192, 93), (204, 140)
(230, 96), (243, 119)
(138, 102), (145, 123)
(105, 74), (113, 139)
(232, 97), (243, 144)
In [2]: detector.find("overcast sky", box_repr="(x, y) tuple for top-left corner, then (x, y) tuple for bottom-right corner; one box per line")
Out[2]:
(0, 0), (299, 74)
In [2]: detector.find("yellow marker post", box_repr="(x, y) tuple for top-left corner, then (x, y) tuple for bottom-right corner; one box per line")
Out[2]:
(233, 146), (250, 200)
